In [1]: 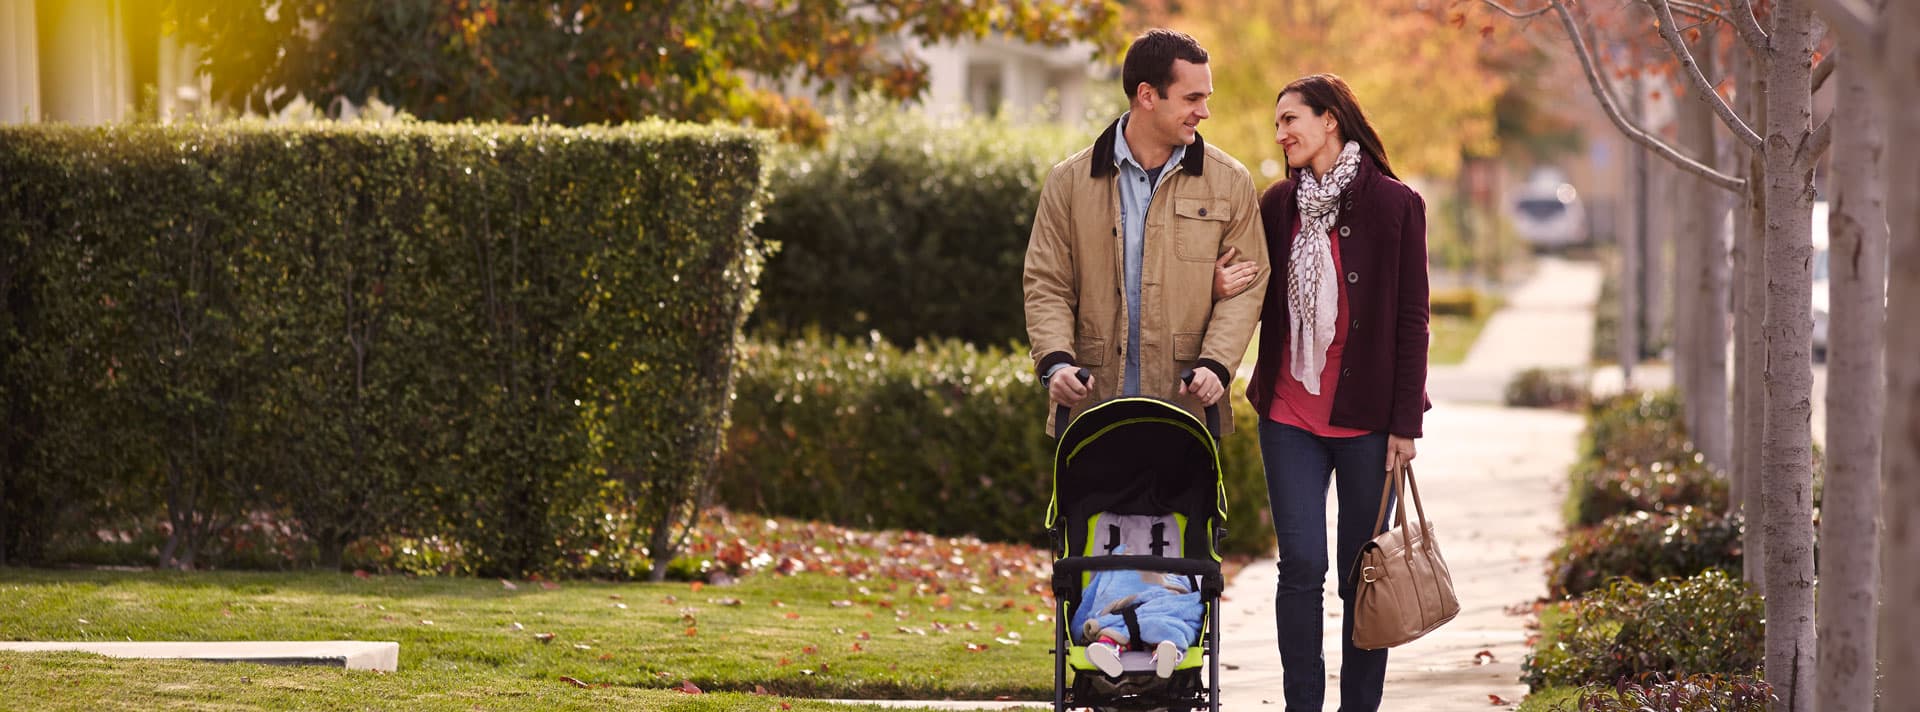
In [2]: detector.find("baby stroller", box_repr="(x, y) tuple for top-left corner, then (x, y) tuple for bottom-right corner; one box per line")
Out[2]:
(1047, 370), (1226, 712)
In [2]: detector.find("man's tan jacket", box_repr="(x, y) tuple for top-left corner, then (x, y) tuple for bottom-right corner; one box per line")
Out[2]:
(1023, 121), (1269, 435)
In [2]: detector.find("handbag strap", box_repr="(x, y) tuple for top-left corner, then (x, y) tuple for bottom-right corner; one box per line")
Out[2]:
(1368, 463), (1430, 537)
(1370, 464), (1402, 536)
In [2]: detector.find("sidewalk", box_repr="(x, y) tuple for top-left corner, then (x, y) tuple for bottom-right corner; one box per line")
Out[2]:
(1216, 256), (1597, 710)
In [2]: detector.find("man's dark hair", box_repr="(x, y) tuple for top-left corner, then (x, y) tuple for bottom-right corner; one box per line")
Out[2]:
(1121, 29), (1208, 103)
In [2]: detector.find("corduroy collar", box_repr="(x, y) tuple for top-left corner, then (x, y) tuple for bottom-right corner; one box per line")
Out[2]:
(1090, 116), (1206, 179)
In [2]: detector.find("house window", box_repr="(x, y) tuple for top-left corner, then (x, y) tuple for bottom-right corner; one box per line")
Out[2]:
(966, 61), (1002, 117)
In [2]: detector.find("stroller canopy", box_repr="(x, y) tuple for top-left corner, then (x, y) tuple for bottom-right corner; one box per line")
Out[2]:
(1046, 397), (1226, 538)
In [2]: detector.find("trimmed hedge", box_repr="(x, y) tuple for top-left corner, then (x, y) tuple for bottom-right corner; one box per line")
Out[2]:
(0, 120), (768, 576)
(715, 336), (1275, 557)
(1548, 507), (1743, 600)
(751, 103), (1085, 345)
(1524, 570), (1764, 691)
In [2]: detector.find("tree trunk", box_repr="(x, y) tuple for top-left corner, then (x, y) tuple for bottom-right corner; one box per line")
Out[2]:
(1738, 50), (1769, 588)
(1758, 3), (1821, 708)
(1680, 28), (1731, 471)
(1816, 56), (1887, 712)
(1622, 78), (1647, 384)
(1875, 2), (1920, 701)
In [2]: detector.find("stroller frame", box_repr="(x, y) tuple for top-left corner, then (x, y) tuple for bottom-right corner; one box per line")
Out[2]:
(1046, 373), (1226, 712)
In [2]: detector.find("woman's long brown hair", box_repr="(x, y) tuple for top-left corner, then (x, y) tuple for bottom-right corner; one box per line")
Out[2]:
(1278, 74), (1397, 181)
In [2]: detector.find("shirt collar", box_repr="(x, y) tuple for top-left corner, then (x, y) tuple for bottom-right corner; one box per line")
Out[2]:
(1113, 112), (1186, 175)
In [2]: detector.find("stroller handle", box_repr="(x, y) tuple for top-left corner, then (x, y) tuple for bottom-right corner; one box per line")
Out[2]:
(1051, 368), (1223, 440)
(1051, 368), (1092, 435)
(1180, 369), (1223, 440)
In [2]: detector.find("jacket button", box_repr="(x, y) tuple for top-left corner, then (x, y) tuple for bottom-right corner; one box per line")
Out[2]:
(1346, 271), (1359, 284)
(1350, 319), (1360, 329)
(1338, 225), (1351, 237)
(1341, 368), (1351, 378)
(1344, 201), (1354, 211)
(1198, 207), (1208, 217)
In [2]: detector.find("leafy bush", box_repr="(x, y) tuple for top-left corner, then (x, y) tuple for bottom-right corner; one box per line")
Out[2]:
(1430, 287), (1497, 319)
(1569, 458), (1729, 527)
(1548, 507), (1743, 599)
(1582, 391), (1693, 469)
(715, 335), (1275, 556)
(1505, 367), (1586, 409)
(1524, 570), (1764, 690)
(751, 101), (1085, 345)
(1553, 674), (1774, 712)
(0, 120), (768, 576)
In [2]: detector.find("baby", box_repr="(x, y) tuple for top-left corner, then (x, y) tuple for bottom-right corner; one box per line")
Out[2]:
(1070, 545), (1203, 679)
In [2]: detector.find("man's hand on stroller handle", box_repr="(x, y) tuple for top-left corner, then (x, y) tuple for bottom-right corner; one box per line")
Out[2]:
(1049, 367), (1093, 407)
(1181, 368), (1225, 406)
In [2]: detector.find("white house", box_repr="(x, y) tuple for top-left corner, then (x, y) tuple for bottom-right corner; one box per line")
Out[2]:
(1, 0), (205, 125)
(906, 34), (1108, 124)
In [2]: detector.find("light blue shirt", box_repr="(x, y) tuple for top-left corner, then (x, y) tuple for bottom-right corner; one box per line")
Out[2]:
(1112, 114), (1185, 395)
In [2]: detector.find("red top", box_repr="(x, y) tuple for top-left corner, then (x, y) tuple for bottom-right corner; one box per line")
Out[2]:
(1268, 217), (1372, 438)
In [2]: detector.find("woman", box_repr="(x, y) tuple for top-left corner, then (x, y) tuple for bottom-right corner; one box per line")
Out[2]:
(1225, 73), (1430, 711)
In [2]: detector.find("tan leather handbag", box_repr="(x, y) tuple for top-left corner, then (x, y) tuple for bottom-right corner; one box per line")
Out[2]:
(1351, 463), (1459, 650)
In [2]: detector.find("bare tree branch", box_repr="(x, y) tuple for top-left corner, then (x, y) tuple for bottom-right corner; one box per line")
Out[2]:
(1649, 0), (1766, 148)
(1801, 115), (1833, 168)
(1812, 48), (1838, 93)
(1729, 0), (1771, 46)
(1524, 0), (1747, 190)
(1670, 0), (1736, 27)
(1482, 0), (1554, 19)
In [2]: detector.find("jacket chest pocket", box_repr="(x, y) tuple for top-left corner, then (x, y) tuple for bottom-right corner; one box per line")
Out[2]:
(1171, 197), (1231, 262)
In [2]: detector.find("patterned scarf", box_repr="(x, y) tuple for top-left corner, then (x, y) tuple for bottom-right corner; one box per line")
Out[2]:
(1288, 141), (1362, 395)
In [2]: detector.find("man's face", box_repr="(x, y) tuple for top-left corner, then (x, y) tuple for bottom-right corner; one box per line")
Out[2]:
(1142, 59), (1212, 147)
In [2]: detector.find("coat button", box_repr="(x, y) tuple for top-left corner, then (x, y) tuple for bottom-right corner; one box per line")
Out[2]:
(1350, 319), (1360, 329)
(1338, 225), (1351, 237)
(1346, 271), (1359, 284)
(1198, 207), (1208, 217)
(1341, 368), (1351, 378)
(1344, 201), (1354, 211)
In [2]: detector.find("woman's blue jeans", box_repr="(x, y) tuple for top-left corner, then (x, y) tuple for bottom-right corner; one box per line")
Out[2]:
(1258, 419), (1394, 712)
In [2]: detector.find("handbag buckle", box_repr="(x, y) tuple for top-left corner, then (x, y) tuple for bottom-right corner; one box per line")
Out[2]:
(1361, 566), (1378, 583)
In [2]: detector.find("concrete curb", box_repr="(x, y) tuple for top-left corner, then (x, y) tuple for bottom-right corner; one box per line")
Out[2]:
(0, 641), (399, 671)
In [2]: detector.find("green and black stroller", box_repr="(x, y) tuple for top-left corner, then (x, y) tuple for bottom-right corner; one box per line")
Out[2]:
(1047, 370), (1226, 712)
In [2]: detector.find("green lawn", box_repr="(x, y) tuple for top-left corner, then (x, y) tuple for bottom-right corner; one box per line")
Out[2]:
(0, 567), (1061, 708)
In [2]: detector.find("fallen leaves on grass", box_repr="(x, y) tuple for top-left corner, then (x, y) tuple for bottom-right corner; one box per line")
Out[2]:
(560, 676), (588, 688)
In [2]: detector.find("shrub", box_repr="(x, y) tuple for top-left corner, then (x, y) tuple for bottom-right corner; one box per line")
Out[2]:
(715, 335), (1275, 556)
(1582, 391), (1693, 469)
(1548, 506), (1743, 599)
(1553, 674), (1774, 712)
(1569, 458), (1729, 527)
(751, 101), (1085, 345)
(1524, 570), (1764, 690)
(1430, 287), (1496, 319)
(1505, 367), (1586, 409)
(0, 119), (768, 576)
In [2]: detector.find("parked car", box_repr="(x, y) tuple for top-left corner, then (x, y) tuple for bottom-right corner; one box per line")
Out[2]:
(1811, 200), (1829, 359)
(1510, 169), (1588, 250)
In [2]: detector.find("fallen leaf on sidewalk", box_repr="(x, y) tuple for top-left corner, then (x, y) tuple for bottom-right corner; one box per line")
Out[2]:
(1489, 694), (1514, 705)
(1473, 650), (1497, 665)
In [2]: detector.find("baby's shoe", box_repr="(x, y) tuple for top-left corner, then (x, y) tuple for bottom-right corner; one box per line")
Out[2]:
(1152, 640), (1184, 678)
(1086, 638), (1124, 677)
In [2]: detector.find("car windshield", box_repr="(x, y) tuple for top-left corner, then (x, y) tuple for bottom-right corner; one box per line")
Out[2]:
(1516, 198), (1565, 220)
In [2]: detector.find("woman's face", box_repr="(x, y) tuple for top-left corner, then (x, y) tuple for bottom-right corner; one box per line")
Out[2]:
(1274, 91), (1339, 171)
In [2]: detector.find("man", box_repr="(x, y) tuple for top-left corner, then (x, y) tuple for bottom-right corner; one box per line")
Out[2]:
(1023, 28), (1268, 435)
